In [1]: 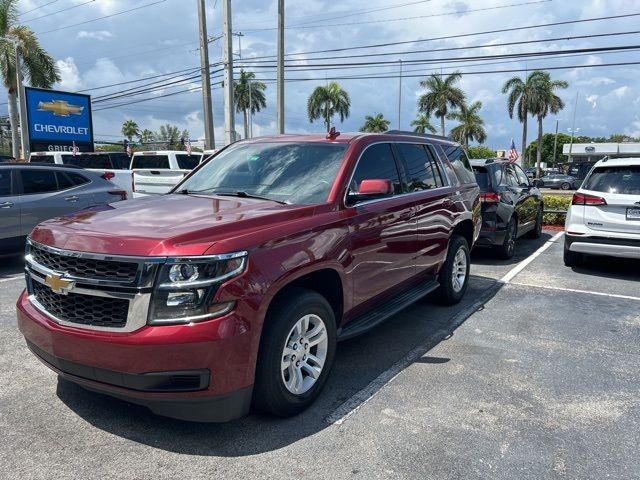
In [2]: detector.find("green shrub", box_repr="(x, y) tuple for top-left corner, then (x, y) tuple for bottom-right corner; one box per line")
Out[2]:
(542, 194), (571, 225)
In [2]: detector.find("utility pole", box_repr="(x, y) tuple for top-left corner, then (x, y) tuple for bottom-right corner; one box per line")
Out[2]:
(15, 41), (29, 159)
(222, 0), (235, 144)
(397, 59), (403, 130)
(568, 91), (579, 164)
(276, 0), (284, 134)
(552, 119), (559, 169)
(248, 77), (253, 138)
(197, 0), (215, 149)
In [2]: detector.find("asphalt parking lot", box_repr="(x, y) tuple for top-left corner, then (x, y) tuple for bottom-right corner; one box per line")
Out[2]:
(1, 232), (638, 480)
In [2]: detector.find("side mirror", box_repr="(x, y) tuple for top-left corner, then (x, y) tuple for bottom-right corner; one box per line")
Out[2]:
(533, 179), (543, 188)
(347, 179), (392, 204)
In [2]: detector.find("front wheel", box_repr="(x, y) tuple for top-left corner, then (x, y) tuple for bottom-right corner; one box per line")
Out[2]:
(253, 288), (336, 417)
(437, 235), (470, 305)
(561, 182), (571, 190)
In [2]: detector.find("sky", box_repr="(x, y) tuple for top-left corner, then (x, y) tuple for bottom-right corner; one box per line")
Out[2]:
(6, 0), (640, 149)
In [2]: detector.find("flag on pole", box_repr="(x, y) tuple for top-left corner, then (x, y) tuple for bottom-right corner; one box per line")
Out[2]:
(186, 138), (192, 155)
(508, 138), (519, 163)
(126, 143), (132, 157)
(72, 141), (79, 156)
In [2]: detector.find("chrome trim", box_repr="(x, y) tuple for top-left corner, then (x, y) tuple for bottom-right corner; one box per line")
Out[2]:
(165, 251), (248, 263)
(149, 302), (234, 325)
(28, 269), (137, 300)
(158, 255), (247, 290)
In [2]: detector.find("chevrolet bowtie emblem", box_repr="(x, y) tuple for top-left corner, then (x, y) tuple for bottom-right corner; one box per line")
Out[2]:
(37, 100), (84, 117)
(44, 274), (74, 295)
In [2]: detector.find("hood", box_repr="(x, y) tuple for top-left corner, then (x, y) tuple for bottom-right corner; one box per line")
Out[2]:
(30, 194), (316, 256)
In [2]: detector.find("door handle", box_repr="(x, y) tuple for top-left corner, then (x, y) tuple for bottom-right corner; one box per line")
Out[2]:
(65, 195), (79, 202)
(0, 201), (13, 208)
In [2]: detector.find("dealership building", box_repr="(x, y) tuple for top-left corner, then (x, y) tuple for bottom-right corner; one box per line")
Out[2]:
(561, 142), (640, 178)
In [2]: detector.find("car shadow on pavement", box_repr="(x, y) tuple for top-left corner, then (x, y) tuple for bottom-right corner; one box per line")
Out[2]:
(55, 274), (504, 457)
(471, 231), (553, 267)
(568, 255), (640, 282)
(0, 254), (24, 279)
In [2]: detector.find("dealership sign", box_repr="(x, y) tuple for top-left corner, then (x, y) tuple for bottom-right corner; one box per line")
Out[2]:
(25, 87), (94, 152)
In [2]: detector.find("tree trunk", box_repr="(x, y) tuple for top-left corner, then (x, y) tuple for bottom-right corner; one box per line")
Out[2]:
(440, 115), (445, 136)
(243, 109), (249, 140)
(8, 90), (20, 159)
(521, 115), (528, 166)
(536, 115), (543, 178)
(325, 103), (330, 132)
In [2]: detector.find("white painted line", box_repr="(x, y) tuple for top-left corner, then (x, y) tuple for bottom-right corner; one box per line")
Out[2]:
(0, 274), (22, 284)
(325, 283), (502, 426)
(500, 231), (564, 284)
(510, 281), (640, 302)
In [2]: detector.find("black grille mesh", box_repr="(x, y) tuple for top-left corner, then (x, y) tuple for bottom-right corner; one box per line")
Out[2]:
(33, 281), (129, 328)
(30, 244), (139, 282)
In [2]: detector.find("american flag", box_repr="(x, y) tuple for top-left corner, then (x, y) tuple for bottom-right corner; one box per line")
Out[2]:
(71, 141), (79, 156)
(126, 143), (132, 157)
(508, 139), (519, 163)
(186, 138), (192, 155)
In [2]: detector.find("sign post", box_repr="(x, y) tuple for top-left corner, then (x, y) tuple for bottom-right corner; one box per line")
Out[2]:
(24, 87), (94, 154)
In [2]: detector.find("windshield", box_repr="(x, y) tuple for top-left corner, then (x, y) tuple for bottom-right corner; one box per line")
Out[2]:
(178, 142), (347, 204)
(583, 165), (640, 195)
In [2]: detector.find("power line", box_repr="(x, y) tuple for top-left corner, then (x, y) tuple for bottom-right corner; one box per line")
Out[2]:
(19, 0), (59, 17)
(77, 66), (202, 93)
(36, 0), (169, 35)
(22, 0), (96, 22)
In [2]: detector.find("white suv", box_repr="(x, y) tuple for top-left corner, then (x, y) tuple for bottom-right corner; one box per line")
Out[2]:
(564, 157), (640, 266)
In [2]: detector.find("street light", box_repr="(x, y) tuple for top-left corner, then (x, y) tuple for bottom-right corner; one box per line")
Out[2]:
(567, 127), (581, 164)
(0, 35), (28, 160)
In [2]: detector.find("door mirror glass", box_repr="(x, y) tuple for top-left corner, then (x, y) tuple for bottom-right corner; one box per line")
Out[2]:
(358, 179), (393, 196)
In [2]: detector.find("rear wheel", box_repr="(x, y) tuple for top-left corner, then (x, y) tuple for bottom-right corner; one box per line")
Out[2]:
(496, 218), (517, 259)
(437, 235), (470, 305)
(254, 288), (336, 417)
(561, 182), (571, 190)
(527, 206), (543, 239)
(563, 240), (583, 267)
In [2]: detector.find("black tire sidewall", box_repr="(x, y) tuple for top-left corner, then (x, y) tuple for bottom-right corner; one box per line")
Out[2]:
(438, 236), (470, 305)
(498, 219), (517, 259)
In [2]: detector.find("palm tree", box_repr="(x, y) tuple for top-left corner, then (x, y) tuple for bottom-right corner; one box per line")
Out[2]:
(447, 101), (487, 149)
(530, 72), (568, 177)
(234, 69), (266, 140)
(502, 70), (546, 165)
(307, 81), (351, 132)
(138, 128), (154, 144)
(411, 114), (436, 134)
(121, 120), (139, 142)
(418, 71), (466, 136)
(0, 0), (60, 159)
(360, 113), (390, 133)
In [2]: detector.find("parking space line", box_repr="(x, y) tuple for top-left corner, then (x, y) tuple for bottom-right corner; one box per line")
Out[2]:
(325, 282), (503, 426)
(0, 275), (22, 284)
(500, 231), (564, 284)
(510, 281), (640, 302)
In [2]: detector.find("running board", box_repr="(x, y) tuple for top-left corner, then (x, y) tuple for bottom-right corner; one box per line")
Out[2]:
(338, 280), (440, 341)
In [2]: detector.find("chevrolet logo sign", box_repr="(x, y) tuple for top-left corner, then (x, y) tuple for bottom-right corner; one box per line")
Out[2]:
(37, 100), (84, 117)
(44, 274), (75, 295)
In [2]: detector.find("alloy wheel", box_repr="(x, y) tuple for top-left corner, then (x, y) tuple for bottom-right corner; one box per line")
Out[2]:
(451, 247), (468, 293)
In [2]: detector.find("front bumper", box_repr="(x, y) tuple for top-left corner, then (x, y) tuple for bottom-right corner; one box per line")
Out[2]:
(17, 290), (255, 422)
(565, 234), (640, 259)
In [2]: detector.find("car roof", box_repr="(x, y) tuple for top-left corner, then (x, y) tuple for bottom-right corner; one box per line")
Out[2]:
(1, 162), (83, 169)
(238, 131), (460, 146)
(132, 150), (202, 155)
(593, 157), (640, 167)
(470, 158), (509, 166)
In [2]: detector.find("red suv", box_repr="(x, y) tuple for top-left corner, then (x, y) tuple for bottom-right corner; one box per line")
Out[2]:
(17, 131), (480, 422)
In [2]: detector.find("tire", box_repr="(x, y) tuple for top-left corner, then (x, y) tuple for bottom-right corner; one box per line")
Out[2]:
(561, 182), (571, 190)
(253, 288), (337, 417)
(496, 218), (517, 259)
(527, 206), (543, 239)
(436, 235), (470, 305)
(563, 241), (583, 267)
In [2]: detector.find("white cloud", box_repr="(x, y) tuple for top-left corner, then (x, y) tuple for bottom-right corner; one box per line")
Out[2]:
(77, 30), (113, 41)
(586, 94), (598, 110)
(55, 57), (81, 91)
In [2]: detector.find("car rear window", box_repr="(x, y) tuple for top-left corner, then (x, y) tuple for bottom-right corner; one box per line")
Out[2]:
(30, 154), (55, 164)
(583, 165), (640, 195)
(175, 154), (201, 170)
(472, 167), (490, 191)
(0, 170), (11, 196)
(131, 155), (170, 169)
(64, 154), (111, 169)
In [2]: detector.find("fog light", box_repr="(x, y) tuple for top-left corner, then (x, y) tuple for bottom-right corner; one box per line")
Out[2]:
(166, 289), (203, 307)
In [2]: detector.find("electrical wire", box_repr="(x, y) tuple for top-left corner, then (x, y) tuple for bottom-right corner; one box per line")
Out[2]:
(21, 0), (96, 23)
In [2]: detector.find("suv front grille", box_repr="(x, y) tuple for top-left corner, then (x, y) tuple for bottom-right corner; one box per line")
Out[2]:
(32, 281), (129, 329)
(30, 243), (139, 283)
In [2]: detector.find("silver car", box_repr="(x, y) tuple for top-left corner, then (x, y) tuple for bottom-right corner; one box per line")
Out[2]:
(539, 174), (580, 190)
(0, 164), (128, 254)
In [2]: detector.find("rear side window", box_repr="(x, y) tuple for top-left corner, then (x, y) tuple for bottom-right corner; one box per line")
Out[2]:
(20, 170), (58, 194)
(443, 146), (476, 184)
(175, 154), (201, 170)
(396, 143), (443, 191)
(583, 165), (640, 195)
(351, 143), (402, 195)
(55, 172), (74, 190)
(0, 170), (12, 196)
(67, 172), (90, 186)
(131, 155), (170, 169)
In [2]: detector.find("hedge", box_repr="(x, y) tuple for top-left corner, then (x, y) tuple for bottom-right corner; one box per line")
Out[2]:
(542, 194), (572, 226)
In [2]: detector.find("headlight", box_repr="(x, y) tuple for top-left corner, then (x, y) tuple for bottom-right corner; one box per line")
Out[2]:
(148, 252), (247, 325)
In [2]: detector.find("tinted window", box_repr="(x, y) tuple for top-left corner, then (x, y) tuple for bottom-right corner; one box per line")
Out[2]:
(583, 165), (640, 195)
(67, 172), (90, 186)
(443, 146), (476, 184)
(30, 154), (55, 164)
(21, 170), (58, 194)
(131, 155), (170, 169)
(502, 165), (520, 187)
(396, 143), (442, 191)
(351, 143), (402, 196)
(65, 154), (111, 169)
(514, 165), (530, 186)
(55, 172), (74, 190)
(108, 153), (131, 169)
(472, 167), (490, 191)
(0, 170), (11, 196)
(175, 154), (201, 170)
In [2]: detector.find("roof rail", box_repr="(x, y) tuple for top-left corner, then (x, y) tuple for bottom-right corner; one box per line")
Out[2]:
(384, 130), (453, 142)
(10, 162), (83, 169)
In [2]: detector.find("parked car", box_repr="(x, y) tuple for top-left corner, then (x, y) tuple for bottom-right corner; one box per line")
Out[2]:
(0, 163), (127, 254)
(0, 154), (16, 163)
(538, 173), (579, 190)
(130, 150), (203, 197)
(471, 158), (544, 259)
(29, 151), (133, 198)
(17, 131), (481, 422)
(564, 157), (640, 266)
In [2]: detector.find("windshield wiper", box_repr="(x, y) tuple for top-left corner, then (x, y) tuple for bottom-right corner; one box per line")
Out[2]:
(217, 191), (288, 205)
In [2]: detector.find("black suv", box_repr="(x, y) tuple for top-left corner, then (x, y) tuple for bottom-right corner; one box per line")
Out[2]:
(471, 159), (544, 258)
